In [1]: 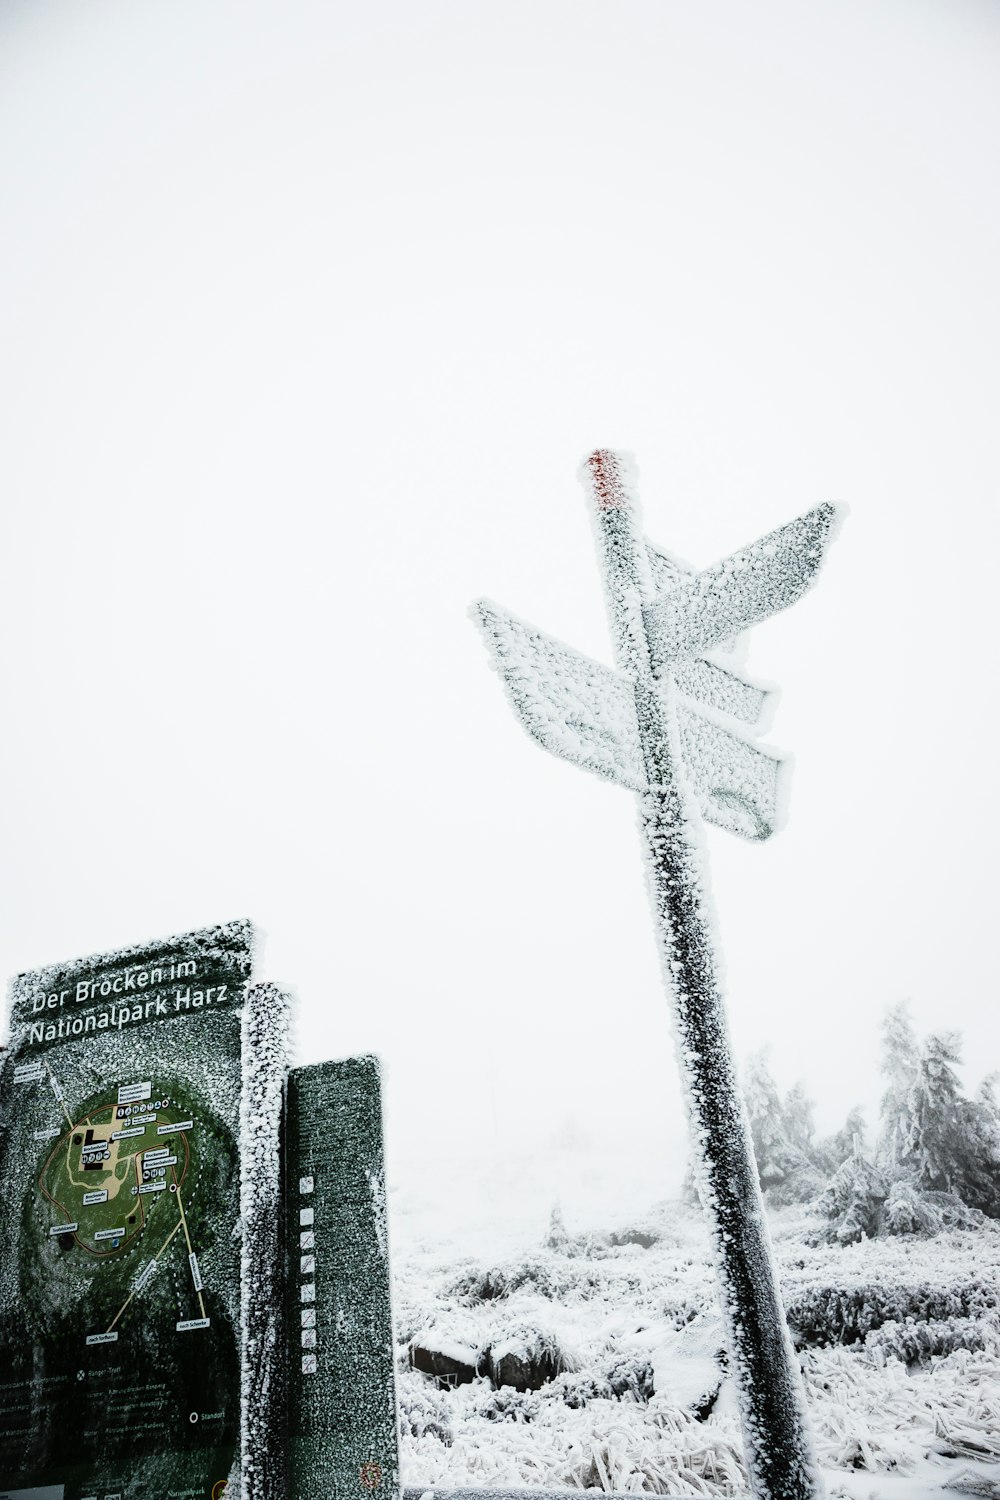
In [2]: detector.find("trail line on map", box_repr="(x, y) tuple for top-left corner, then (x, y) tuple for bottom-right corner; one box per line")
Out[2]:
(173, 1174), (206, 1319)
(105, 1218), (184, 1333)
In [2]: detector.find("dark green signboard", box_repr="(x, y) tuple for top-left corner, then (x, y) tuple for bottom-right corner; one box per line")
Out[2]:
(285, 1057), (399, 1500)
(0, 921), (255, 1500)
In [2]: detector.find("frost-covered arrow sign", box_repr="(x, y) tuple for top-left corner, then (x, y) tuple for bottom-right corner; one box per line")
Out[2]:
(472, 451), (842, 1500)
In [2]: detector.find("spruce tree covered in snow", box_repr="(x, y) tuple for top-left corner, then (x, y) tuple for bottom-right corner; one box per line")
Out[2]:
(959, 1075), (1000, 1216)
(877, 1002), (921, 1175)
(815, 1105), (866, 1177)
(784, 1082), (816, 1162)
(907, 1030), (967, 1194)
(814, 1142), (886, 1245)
(816, 1006), (1000, 1242)
(742, 1054), (839, 1206)
(905, 1033), (1000, 1216)
(743, 1051), (795, 1196)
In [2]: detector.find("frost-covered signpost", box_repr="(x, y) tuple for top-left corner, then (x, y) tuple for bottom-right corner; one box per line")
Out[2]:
(472, 450), (842, 1500)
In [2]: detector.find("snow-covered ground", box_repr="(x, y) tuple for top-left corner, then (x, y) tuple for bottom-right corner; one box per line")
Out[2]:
(389, 1145), (1000, 1498)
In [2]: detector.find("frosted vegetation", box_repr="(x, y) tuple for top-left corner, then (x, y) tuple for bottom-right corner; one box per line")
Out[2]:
(393, 1006), (1000, 1498)
(740, 1006), (1000, 1242)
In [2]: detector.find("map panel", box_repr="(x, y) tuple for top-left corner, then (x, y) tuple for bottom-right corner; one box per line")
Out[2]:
(0, 921), (254, 1500)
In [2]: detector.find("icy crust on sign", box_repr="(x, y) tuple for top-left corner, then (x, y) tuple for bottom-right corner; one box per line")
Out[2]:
(676, 699), (789, 840)
(642, 504), (843, 664)
(470, 600), (645, 791)
(470, 603), (786, 836)
(647, 543), (746, 662)
(239, 983), (292, 1500)
(7, 917), (255, 1037)
(672, 656), (776, 730)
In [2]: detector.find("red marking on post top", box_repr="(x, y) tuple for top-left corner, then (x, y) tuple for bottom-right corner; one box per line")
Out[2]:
(585, 449), (630, 510)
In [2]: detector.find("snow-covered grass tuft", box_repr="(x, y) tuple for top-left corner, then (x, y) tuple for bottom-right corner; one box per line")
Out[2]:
(399, 1366), (749, 1495)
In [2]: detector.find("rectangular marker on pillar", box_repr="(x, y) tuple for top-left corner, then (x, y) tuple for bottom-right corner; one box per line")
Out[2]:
(285, 1056), (400, 1500)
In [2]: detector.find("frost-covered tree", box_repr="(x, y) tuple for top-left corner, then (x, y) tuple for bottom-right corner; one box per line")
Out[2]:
(784, 1082), (816, 1161)
(907, 1042), (1000, 1216)
(958, 1075), (1000, 1216)
(815, 1105), (866, 1176)
(816, 1006), (1000, 1242)
(742, 1056), (826, 1205)
(906, 1030), (966, 1193)
(743, 1051), (799, 1195)
(814, 1140), (885, 1245)
(877, 1002), (921, 1173)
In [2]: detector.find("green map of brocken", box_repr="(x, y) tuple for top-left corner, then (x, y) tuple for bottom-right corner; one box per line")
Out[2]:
(31, 1070), (214, 1340)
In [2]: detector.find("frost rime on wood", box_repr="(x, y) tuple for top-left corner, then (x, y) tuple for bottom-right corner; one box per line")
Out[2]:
(472, 450), (843, 1500)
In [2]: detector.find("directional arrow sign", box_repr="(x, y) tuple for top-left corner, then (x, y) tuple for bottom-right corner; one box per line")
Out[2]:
(473, 600), (788, 838)
(676, 701), (788, 840)
(646, 542), (744, 658)
(643, 503), (841, 663)
(646, 541), (777, 724)
(471, 600), (645, 790)
(673, 654), (776, 730)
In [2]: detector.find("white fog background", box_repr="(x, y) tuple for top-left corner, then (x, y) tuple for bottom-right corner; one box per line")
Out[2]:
(1, 0), (998, 1234)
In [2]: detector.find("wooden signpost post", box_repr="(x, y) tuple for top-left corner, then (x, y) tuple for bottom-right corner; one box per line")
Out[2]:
(473, 450), (842, 1500)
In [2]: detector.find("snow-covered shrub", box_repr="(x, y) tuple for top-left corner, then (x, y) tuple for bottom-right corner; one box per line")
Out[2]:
(448, 1248), (649, 1306)
(785, 1278), (993, 1348)
(449, 1255), (568, 1303)
(605, 1352), (655, 1401)
(546, 1369), (614, 1408)
(882, 1181), (984, 1237)
(802, 1337), (1000, 1473)
(865, 1312), (1000, 1367)
(475, 1386), (541, 1423)
(608, 1224), (662, 1249)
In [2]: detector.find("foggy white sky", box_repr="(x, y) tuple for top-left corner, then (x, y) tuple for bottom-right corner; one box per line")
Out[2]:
(1, 0), (998, 1223)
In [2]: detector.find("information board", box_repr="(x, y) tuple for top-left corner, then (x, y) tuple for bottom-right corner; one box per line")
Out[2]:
(0, 921), (255, 1500)
(285, 1057), (399, 1500)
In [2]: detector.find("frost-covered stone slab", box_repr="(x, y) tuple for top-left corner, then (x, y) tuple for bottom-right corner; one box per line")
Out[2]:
(285, 1056), (399, 1500)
